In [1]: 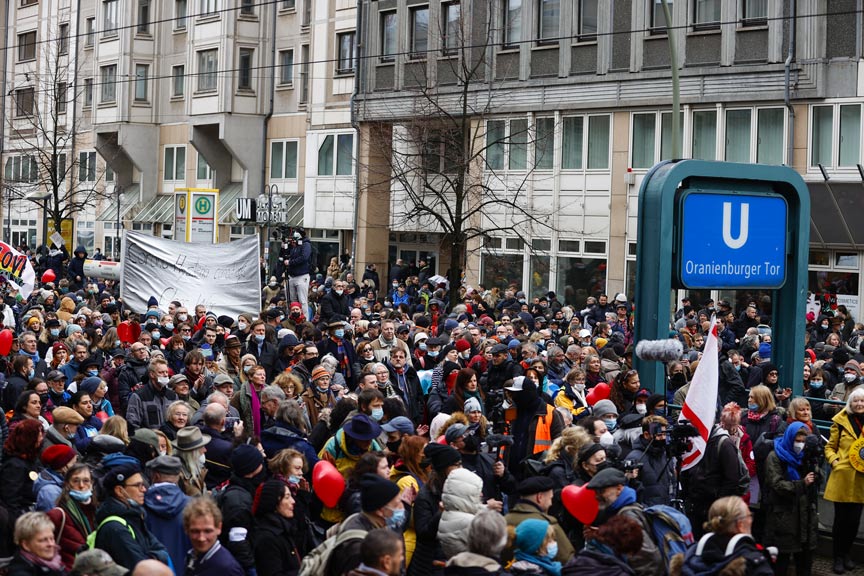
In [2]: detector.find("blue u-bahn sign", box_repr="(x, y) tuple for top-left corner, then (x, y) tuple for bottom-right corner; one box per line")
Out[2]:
(678, 193), (787, 289)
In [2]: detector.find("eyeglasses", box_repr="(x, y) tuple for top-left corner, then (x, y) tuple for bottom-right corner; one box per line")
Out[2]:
(124, 482), (147, 490)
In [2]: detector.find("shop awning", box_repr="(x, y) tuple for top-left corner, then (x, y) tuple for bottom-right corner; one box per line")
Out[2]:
(96, 185), (140, 222)
(808, 182), (864, 249)
(217, 183), (245, 225)
(132, 194), (174, 224)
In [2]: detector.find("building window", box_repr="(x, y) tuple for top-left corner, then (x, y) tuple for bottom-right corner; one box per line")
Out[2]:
(410, 7), (429, 59)
(137, 0), (150, 33)
(535, 117), (555, 170)
(134, 64), (149, 101)
(270, 140), (299, 180)
(55, 83), (68, 114)
(164, 146), (186, 182)
(300, 45), (310, 103)
(537, 0), (559, 43)
(106, 164), (115, 182)
(172, 65), (185, 96)
(103, 0), (118, 36)
(509, 119), (528, 170)
(84, 79), (93, 106)
(631, 113), (656, 169)
(4, 156), (38, 183)
(282, 0), (296, 9)
(586, 115), (610, 169)
(240, 0), (254, 15)
(503, 0), (522, 47)
(79, 151), (97, 182)
(18, 31), (36, 61)
(238, 48), (254, 90)
(85, 18), (96, 46)
(278, 50), (294, 85)
(197, 154), (212, 181)
(486, 120), (506, 170)
(14, 88), (34, 117)
(442, 2), (461, 54)
(317, 133), (354, 176)
(381, 11), (397, 62)
(100, 64), (117, 102)
(693, 0), (720, 27)
(692, 110), (717, 160)
(756, 108), (784, 165)
(562, 116), (584, 169)
(58, 23), (69, 54)
(651, 0), (671, 31)
(724, 109), (751, 164)
(577, 0), (598, 39)
(810, 105), (833, 167)
(839, 105), (862, 168)
(54, 153), (67, 182)
(200, 0), (218, 16)
(197, 49), (218, 92)
(175, 0), (187, 29)
(337, 32), (357, 73)
(742, 0), (767, 23)
(21, 0), (39, 5)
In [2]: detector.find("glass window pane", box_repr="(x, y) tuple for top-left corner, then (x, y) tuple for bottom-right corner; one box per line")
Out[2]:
(757, 108), (784, 165)
(839, 105), (861, 167)
(175, 147), (185, 180)
(660, 112), (683, 160)
(318, 135), (334, 176)
(486, 120), (505, 170)
(482, 253), (524, 289)
(504, 0), (522, 45)
(336, 134), (353, 175)
(587, 115), (610, 169)
(725, 109), (751, 163)
(271, 142), (284, 179)
(743, 0), (767, 20)
(694, 0), (720, 24)
(653, 0), (671, 28)
(535, 117), (555, 170)
(539, 0), (560, 41)
(382, 12), (397, 59)
(811, 106), (833, 167)
(197, 153), (210, 180)
(529, 255), (551, 298)
(579, 0), (598, 37)
(557, 256), (607, 308)
(509, 119), (528, 170)
(285, 141), (298, 178)
(562, 116), (583, 169)
(163, 148), (174, 180)
(692, 110), (717, 160)
(631, 113), (656, 169)
(410, 8), (428, 57)
(443, 3), (461, 52)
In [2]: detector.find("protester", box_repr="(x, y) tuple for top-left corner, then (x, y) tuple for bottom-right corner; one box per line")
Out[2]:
(9, 512), (67, 576)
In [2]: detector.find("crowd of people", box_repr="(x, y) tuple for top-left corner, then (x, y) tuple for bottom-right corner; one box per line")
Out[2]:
(0, 242), (862, 576)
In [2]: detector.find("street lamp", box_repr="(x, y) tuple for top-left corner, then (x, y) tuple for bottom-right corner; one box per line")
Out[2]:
(114, 184), (122, 261)
(264, 183), (278, 276)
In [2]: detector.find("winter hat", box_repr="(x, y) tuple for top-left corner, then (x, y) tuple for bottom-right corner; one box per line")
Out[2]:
(253, 480), (287, 517)
(758, 342), (772, 361)
(804, 349), (816, 363)
(42, 444), (76, 470)
(147, 296), (158, 308)
(514, 518), (550, 555)
(422, 443), (462, 471)
(311, 366), (330, 382)
(592, 399), (618, 417)
(595, 337), (608, 350)
(443, 319), (459, 332)
(66, 324), (83, 336)
(455, 339), (471, 353)
(508, 339), (521, 350)
(51, 341), (69, 357)
(102, 461), (142, 492)
(646, 394), (666, 413)
(52, 406), (84, 425)
(80, 376), (102, 396)
(463, 397), (482, 413)
(845, 360), (862, 377)
(231, 444), (265, 477)
(359, 473), (400, 512)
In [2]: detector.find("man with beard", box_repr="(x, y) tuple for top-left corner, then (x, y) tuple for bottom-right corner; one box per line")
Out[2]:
(504, 376), (564, 476)
(585, 468), (664, 576)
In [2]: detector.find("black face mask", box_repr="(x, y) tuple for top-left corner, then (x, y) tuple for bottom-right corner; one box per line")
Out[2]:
(38, 393), (50, 405)
(303, 358), (318, 370)
(386, 439), (402, 454)
(462, 434), (481, 453)
(669, 372), (687, 389)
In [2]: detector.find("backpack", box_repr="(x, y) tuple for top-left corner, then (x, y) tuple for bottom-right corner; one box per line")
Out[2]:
(676, 532), (768, 576)
(622, 504), (694, 569)
(86, 515), (135, 550)
(752, 431), (780, 499)
(684, 434), (749, 501)
(297, 525), (367, 576)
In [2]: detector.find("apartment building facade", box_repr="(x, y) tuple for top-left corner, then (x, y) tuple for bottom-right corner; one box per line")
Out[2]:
(352, 0), (864, 316)
(1, 0), (358, 269)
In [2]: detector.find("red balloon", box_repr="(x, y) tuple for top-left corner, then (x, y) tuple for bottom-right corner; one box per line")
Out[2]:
(561, 484), (598, 525)
(117, 322), (132, 344)
(0, 329), (13, 356)
(312, 460), (346, 508)
(41, 270), (56, 283)
(587, 382), (611, 406)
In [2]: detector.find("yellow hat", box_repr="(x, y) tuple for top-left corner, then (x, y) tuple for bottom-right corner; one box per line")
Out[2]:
(595, 337), (608, 349)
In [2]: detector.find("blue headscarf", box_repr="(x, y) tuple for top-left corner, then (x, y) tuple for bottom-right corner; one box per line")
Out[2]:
(773, 421), (807, 480)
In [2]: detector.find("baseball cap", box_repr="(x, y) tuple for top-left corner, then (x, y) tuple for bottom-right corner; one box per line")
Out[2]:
(381, 416), (415, 435)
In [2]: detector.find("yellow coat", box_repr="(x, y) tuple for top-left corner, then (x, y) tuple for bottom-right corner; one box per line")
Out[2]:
(824, 410), (864, 503)
(391, 467), (420, 565)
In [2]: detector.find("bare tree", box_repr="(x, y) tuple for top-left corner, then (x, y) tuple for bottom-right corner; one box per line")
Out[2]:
(360, 7), (556, 307)
(2, 24), (112, 237)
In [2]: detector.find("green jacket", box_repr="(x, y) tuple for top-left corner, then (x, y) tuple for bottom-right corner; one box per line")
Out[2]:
(762, 451), (820, 553)
(503, 501), (575, 563)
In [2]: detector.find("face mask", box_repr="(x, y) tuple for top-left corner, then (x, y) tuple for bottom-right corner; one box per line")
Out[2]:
(69, 489), (92, 503)
(654, 408), (667, 417)
(198, 453), (207, 466)
(179, 314), (188, 322)
(151, 331), (161, 339)
(244, 365), (254, 374)
(392, 283), (399, 289)
(182, 335), (191, 342)
(822, 324), (829, 330)
(255, 334), (265, 343)
(114, 339), (121, 347)
(460, 352), (470, 359)
(604, 418), (618, 432)
(293, 232), (301, 241)
(599, 431), (615, 446)
(371, 407), (384, 421)
(810, 380), (823, 389)
(165, 323), (174, 331)
(50, 329), (60, 337)
(793, 441), (805, 454)
(748, 403), (759, 412)
(291, 312), (301, 319)
(334, 329), (345, 339)
(734, 364), (741, 371)
(269, 282), (277, 288)
(334, 290), (343, 296)
(546, 541), (558, 559)
(386, 439), (402, 453)
(574, 383), (586, 392)
(386, 507), (406, 531)
(635, 403), (647, 415)
(27, 369), (35, 379)
(427, 350), (439, 358)
(238, 322), (248, 331)
(419, 343), (427, 352)
(288, 475), (301, 485)
(39, 393), (49, 405)
(845, 373), (858, 383)
(159, 450), (167, 457)
(88, 369), (99, 377)
(157, 376), (170, 386)
(303, 358), (318, 370)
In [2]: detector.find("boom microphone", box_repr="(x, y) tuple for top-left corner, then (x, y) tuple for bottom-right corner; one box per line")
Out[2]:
(635, 339), (683, 363)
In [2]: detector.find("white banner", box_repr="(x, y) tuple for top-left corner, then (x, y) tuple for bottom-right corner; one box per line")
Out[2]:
(0, 242), (35, 298)
(120, 231), (261, 317)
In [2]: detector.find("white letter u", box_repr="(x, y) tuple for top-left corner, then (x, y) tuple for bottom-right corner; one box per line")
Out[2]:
(722, 202), (749, 249)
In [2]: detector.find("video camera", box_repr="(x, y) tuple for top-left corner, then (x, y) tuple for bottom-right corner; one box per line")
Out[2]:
(484, 433), (514, 464)
(665, 420), (700, 458)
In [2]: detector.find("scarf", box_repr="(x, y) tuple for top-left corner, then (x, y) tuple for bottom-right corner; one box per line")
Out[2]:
(250, 383), (262, 437)
(19, 349), (41, 365)
(513, 550), (562, 576)
(774, 421), (806, 481)
(464, 389), (484, 413)
(20, 548), (64, 573)
(64, 498), (94, 536)
(747, 410), (766, 423)
(332, 337), (351, 379)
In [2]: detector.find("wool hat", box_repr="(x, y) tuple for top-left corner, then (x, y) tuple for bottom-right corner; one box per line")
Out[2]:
(80, 376), (102, 396)
(102, 461), (142, 492)
(595, 338), (608, 350)
(758, 342), (772, 361)
(231, 444), (265, 477)
(586, 467), (628, 490)
(845, 360), (862, 377)
(147, 296), (159, 308)
(517, 476), (555, 496)
(592, 399), (619, 417)
(508, 339), (521, 350)
(42, 444), (76, 470)
(444, 423), (468, 444)
(463, 397), (482, 413)
(253, 480), (286, 517)
(414, 332), (429, 344)
(52, 406), (85, 425)
(360, 473), (401, 512)
(146, 455), (183, 476)
(515, 518), (550, 555)
(422, 443), (461, 470)
(311, 366), (330, 382)
(343, 414), (382, 441)
(48, 345), (68, 361)
(381, 416), (415, 435)
(646, 394), (666, 413)
(455, 339), (471, 352)
(72, 548), (128, 576)
(443, 319), (459, 332)
(45, 318), (61, 328)
(217, 315), (235, 329)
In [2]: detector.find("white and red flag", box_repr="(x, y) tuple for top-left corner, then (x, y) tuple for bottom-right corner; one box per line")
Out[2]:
(679, 315), (719, 471)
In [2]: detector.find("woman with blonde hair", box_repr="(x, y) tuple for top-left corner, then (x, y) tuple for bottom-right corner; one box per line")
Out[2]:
(543, 426), (591, 489)
(98, 415), (130, 446)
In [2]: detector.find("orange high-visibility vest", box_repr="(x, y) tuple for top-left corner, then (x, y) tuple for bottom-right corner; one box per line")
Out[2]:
(533, 404), (554, 454)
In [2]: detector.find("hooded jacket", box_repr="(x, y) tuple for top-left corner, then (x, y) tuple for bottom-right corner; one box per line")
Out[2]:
(144, 483), (191, 576)
(33, 468), (64, 512)
(67, 245), (87, 285)
(444, 552), (508, 576)
(94, 496), (171, 570)
(438, 469), (485, 558)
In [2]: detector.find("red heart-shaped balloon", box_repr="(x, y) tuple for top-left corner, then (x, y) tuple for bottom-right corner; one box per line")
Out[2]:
(587, 382), (611, 406)
(0, 329), (13, 356)
(41, 270), (56, 284)
(561, 484), (598, 525)
(312, 460), (346, 508)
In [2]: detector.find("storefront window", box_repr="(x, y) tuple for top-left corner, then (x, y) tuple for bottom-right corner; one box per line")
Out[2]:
(482, 253), (524, 289)
(556, 256), (606, 310)
(529, 255), (550, 298)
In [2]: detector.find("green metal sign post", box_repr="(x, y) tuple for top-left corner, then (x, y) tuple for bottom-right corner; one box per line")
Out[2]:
(633, 160), (811, 396)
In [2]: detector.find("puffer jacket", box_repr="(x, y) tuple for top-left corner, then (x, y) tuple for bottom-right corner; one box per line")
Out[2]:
(438, 469), (485, 558)
(144, 483), (191, 576)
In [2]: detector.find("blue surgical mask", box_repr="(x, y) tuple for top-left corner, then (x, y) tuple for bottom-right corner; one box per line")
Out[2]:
(151, 331), (161, 339)
(288, 475), (302, 485)
(255, 334), (265, 343)
(88, 370), (99, 377)
(50, 329), (60, 337)
(734, 364), (741, 371)
(386, 507), (406, 531)
(604, 418), (618, 432)
(546, 541), (558, 559)
(810, 380), (823, 389)
(28, 369), (35, 379)
(334, 329), (345, 339)
(244, 365), (254, 374)
(371, 407), (384, 421)
(69, 489), (92, 502)
(182, 335), (191, 342)
(114, 340), (121, 347)
(419, 343), (427, 352)
(427, 350), (439, 358)
(165, 323), (174, 331)
(653, 408), (666, 417)
(748, 403), (759, 412)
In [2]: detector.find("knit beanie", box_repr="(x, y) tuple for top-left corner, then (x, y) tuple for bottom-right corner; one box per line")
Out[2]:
(80, 376), (102, 396)
(464, 397), (482, 413)
(231, 444), (265, 477)
(253, 480), (286, 517)
(311, 366), (330, 382)
(758, 342), (772, 361)
(360, 473), (400, 512)
(845, 360), (862, 377)
(592, 399), (618, 418)
(515, 518), (550, 555)
(41, 444), (76, 470)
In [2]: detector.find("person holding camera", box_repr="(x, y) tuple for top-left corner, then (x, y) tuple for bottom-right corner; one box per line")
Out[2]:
(624, 415), (674, 507)
(762, 421), (821, 576)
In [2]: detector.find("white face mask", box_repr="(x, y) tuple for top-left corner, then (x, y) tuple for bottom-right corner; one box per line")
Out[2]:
(793, 442), (805, 454)
(198, 453), (207, 466)
(599, 431), (615, 446)
(238, 322), (248, 331)
(157, 376), (170, 386)
(574, 383), (586, 392)
(635, 403), (647, 415)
